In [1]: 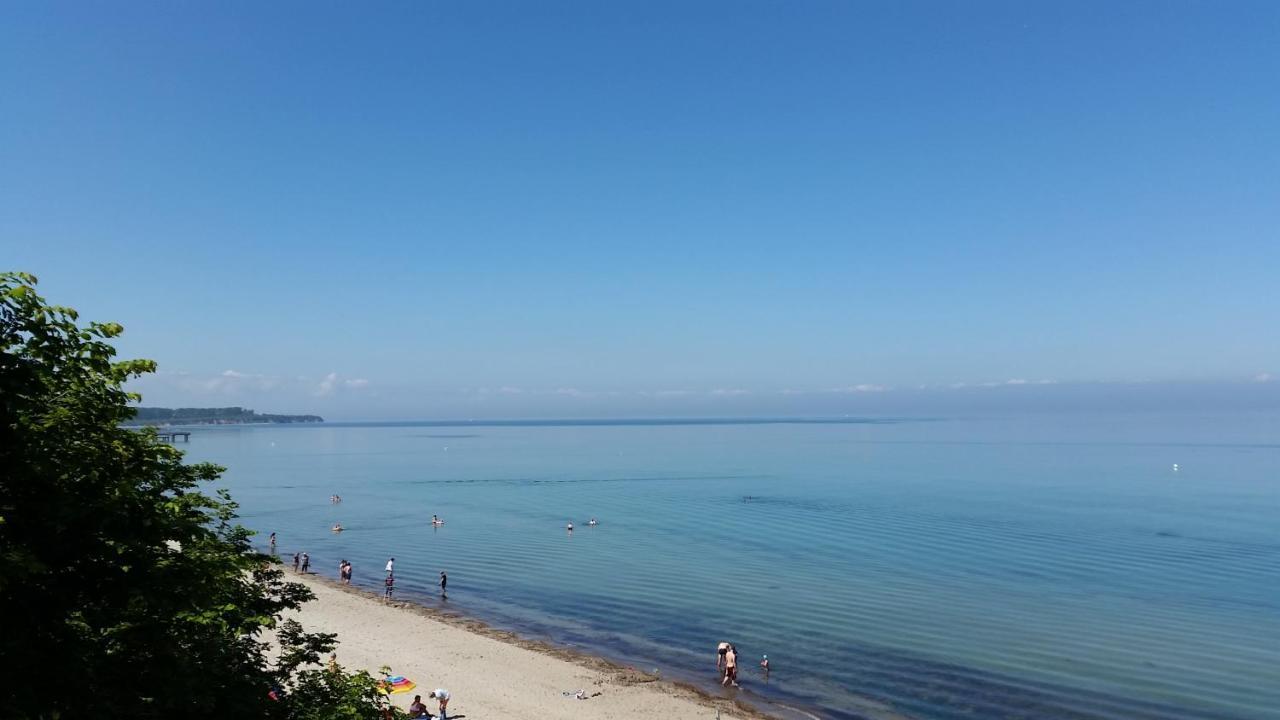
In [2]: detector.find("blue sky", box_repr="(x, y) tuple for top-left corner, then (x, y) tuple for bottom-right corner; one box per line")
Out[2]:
(3, 1), (1278, 418)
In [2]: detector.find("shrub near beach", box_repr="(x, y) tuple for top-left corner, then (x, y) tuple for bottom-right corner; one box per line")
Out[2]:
(0, 272), (402, 719)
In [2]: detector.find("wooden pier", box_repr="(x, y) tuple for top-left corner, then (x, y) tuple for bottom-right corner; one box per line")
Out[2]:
(155, 431), (191, 442)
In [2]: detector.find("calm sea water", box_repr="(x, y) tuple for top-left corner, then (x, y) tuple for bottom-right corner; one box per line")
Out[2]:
(180, 414), (1279, 720)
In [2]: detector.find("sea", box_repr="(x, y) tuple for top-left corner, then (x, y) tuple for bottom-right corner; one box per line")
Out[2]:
(178, 413), (1280, 720)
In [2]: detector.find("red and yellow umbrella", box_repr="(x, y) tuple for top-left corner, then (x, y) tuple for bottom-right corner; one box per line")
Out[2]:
(378, 675), (417, 694)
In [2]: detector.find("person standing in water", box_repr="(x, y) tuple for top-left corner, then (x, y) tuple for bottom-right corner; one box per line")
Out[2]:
(722, 644), (739, 687)
(268, 532), (276, 549)
(384, 574), (394, 601)
(385, 557), (395, 576)
(717, 641), (730, 678)
(439, 571), (447, 597)
(292, 552), (300, 572)
(300, 553), (310, 574)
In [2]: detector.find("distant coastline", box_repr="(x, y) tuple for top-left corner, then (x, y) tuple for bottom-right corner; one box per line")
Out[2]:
(123, 406), (323, 426)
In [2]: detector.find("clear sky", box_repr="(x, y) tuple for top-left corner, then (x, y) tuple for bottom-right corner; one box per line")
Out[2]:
(3, 1), (1278, 419)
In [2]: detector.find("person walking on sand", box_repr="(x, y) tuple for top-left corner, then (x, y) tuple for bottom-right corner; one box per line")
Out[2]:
(385, 557), (395, 576)
(428, 688), (450, 718)
(300, 553), (310, 574)
(292, 552), (300, 572)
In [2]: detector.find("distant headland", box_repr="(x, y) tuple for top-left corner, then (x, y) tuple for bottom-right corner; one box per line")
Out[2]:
(124, 406), (323, 426)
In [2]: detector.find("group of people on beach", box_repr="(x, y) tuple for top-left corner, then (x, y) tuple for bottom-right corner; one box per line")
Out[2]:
(292, 552), (310, 574)
(408, 689), (450, 718)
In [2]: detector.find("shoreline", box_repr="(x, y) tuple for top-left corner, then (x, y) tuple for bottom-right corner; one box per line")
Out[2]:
(286, 571), (793, 720)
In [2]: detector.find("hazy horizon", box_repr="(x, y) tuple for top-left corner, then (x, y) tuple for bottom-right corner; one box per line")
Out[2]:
(4, 2), (1278, 419)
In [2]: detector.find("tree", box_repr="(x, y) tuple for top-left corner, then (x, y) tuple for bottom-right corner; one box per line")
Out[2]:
(0, 272), (398, 720)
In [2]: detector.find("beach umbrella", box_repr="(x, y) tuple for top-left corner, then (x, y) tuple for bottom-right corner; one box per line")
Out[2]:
(379, 675), (417, 694)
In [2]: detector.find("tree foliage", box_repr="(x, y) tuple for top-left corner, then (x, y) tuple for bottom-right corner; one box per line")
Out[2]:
(0, 272), (398, 719)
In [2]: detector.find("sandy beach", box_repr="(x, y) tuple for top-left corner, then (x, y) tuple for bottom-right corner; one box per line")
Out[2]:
(285, 572), (769, 720)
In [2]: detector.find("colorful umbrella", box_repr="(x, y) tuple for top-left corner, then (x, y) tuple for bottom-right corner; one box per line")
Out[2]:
(379, 675), (417, 694)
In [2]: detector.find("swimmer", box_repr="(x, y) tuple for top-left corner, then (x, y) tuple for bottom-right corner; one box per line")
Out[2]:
(588, 518), (598, 526)
(432, 514), (444, 525)
(566, 521), (574, 531)
(331, 523), (343, 532)
(760, 655), (770, 672)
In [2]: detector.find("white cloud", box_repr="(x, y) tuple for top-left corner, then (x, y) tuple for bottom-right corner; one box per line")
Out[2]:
(344, 378), (370, 389)
(975, 378), (1056, 388)
(314, 372), (339, 397)
(710, 388), (750, 396)
(1256, 373), (1274, 383)
(828, 384), (888, 393)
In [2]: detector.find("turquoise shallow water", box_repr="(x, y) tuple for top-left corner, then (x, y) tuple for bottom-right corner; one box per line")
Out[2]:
(181, 414), (1280, 720)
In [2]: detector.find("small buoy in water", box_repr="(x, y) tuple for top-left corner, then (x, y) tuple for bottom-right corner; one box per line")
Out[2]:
(1173, 463), (1180, 472)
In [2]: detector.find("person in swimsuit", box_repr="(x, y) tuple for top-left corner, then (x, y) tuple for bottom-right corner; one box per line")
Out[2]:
(717, 641), (730, 677)
(268, 532), (276, 549)
(384, 574), (394, 600)
(439, 571), (447, 597)
(722, 644), (739, 687)
(292, 552), (300, 571)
